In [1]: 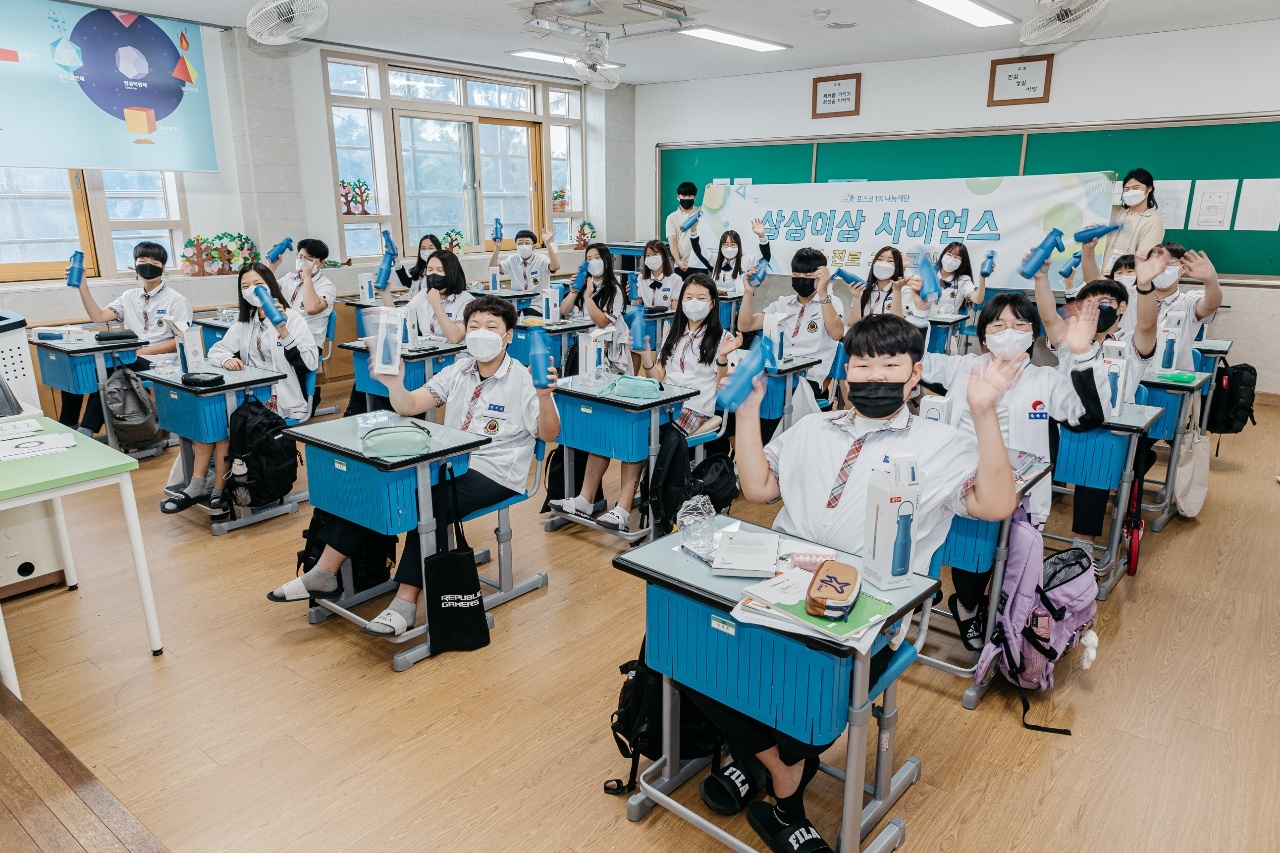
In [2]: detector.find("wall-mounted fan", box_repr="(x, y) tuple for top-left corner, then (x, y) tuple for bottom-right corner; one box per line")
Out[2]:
(247, 0), (330, 46)
(1021, 0), (1111, 45)
(568, 33), (620, 89)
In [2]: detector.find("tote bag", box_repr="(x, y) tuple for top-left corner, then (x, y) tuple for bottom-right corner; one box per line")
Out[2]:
(422, 469), (491, 652)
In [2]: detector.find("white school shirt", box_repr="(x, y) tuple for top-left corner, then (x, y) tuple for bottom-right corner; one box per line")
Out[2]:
(406, 290), (475, 339)
(661, 327), (732, 417)
(764, 407), (978, 563)
(636, 273), (682, 308)
(1117, 287), (1213, 372)
(933, 274), (977, 316)
(710, 240), (770, 296)
(106, 283), (192, 366)
(500, 252), (552, 292)
(665, 208), (703, 269)
(762, 293), (845, 382)
(900, 291), (936, 330)
(570, 279), (632, 375)
(923, 351), (1108, 522)
(277, 270), (336, 346)
(1054, 338), (1153, 410)
(862, 283), (895, 317)
(425, 354), (540, 495)
(207, 309), (319, 421)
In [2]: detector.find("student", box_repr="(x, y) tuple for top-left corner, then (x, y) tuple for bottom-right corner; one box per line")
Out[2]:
(1100, 168), (1166, 274)
(846, 246), (909, 324)
(395, 234), (443, 296)
(921, 292), (1106, 647)
(1079, 245), (1135, 304)
(488, 228), (561, 292)
(61, 240), (192, 436)
(634, 239), (682, 309)
(393, 249), (474, 343)
(689, 313), (1019, 853)
(1117, 243), (1220, 372)
(162, 263), (317, 514)
(928, 242), (985, 316)
(267, 238), (336, 347)
(665, 181), (702, 274)
(559, 243), (631, 375)
(268, 296), (560, 637)
(689, 219), (771, 296)
(550, 274), (741, 530)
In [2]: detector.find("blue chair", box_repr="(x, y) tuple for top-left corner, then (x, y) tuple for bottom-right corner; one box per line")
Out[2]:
(313, 311), (341, 416)
(686, 414), (727, 465)
(285, 370), (318, 428)
(816, 351), (846, 411)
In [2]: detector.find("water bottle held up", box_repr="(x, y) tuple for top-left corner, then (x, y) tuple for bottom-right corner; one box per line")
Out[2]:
(916, 250), (942, 300)
(748, 258), (770, 287)
(831, 267), (864, 286)
(374, 230), (398, 291)
(980, 250), (996, 279)
(1018, 229), (1065, 279)
(254, 286), (286, 327)
(265, 237), (294, 263)
(627, 306), (649, 353)
(66, 251), (84, 288)
(493, 218), (503, 243)
(573, 260), (589, 291)
(1073, 223), (1120, 245)
(1059, 251), (1082, 278)
(679, 210), (702, 233)
(529, 328), (553, 389)
(716, 335), (774, 413)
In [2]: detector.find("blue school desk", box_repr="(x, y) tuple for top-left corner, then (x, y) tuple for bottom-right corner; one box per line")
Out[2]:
(718, 293), (744, 332)
(193, 313), (234, 351)
(508, 317), (594, 370)
(340, 339), (464, 416)
(918, 454), (1052, 710)
(30, 335), (154, 455)
(546, 375), (698, 543)
(614, 517), (940, 853)
(0, 418), (164, 700)
(1193, 339), (1231, 431)
(1138, 370), (1211, 533)
(485, 287), (541, 311)
(761, 355), (822, 431)
(284, 414), (493, 672)
(338, 297), (409, 337)
(925, 312), (968, 355)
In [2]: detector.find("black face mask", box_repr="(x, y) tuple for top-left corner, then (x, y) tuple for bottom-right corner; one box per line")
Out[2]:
(792, 277), (816, 298)
(425, 273), (447, 291)
(847, 381), (909, 419)
(678, 198), (695, 210)
(1096, 306), (1118, 333)
(135, 262), (163, 280)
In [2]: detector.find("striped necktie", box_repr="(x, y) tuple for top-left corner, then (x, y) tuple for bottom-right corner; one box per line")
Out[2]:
(826, 414), (914, 509)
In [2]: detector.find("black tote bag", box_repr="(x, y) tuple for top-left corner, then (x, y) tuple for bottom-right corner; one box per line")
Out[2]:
(422, 470), (491, 653)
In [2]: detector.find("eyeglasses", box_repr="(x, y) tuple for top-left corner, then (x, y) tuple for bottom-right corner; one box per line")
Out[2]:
(985, 320), (1033, 333)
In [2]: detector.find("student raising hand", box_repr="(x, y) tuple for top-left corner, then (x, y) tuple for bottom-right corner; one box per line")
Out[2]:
(1180, 249), (1216, 282)
(968, 353), (1024, 414)
(1064, 300), (1100, 355)
(751, 218), (766, 239)
(1135, 246), (1169, 288)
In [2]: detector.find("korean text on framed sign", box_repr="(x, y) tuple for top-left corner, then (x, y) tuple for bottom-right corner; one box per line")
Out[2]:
(987, 54), (1053, 107)
(812, 73), (861, 119)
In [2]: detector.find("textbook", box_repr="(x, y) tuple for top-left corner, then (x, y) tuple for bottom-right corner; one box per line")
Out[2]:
(711, 531), (780, 578)
(741, 568), (896, 646)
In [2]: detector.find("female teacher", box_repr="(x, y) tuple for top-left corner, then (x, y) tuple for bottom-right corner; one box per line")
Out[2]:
(1101, 168), (1165, 273)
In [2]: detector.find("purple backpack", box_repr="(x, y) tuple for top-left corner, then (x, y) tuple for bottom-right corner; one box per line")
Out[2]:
(975, 502), (1099, 734)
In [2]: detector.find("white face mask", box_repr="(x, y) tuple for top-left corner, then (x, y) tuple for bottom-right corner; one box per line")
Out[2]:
(986, 328), (1034, 361)
(644, 254), (664, 271)
(1153, 265), (1181, 289)
(587, 259), (605, 277)
(465, 329), (505, 362)
(294, 258), (311, 273)
(872, 261), (896, 280)
(419, 251), (432, 263)
(1114, 273), (1136, 287)
(941, 256), (962, 273)
(241, 286), (262, 308)
(721, 246), (739, 260)
(1122, 188), (1148, 207)
(516, 243), (534, 260)
(681, 298), (711, 322)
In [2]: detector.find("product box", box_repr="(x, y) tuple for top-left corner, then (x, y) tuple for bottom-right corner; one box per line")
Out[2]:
(359, 273), (375, 301)
(542, 287), (561, 322)
(167, 318), (205, 370)
(579, 327), (611, 380)
(918, 394), (952, 424)
(1101, 340), (1129, 415)
(370, 308), (403, 376)
(862, 452), (921, 590)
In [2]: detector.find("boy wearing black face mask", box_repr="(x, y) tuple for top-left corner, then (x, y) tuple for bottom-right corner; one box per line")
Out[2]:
(666, 181), (702, 275)
(61, 240), (191, 436)
(687, 313), (1018, 853)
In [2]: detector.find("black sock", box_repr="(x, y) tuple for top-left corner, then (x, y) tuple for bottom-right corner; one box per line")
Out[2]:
(774, 789), (806, 824)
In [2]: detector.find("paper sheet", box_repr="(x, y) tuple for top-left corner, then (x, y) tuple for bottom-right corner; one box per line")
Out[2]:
(0, 432), (75, 461)
(1234, 179), (1280, 231)
(1153, 180), (1192, 230)
(1189, 180), (1238, 230)
(0, 418), (41, 440)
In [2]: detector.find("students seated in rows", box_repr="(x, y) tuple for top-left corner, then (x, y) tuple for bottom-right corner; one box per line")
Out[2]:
(395, 234), (443, 296)
(689, 313), (1019, 853)
(559, 242), (632, 374)
(1033, 251), (1161, 563)
(549, 274), (741, 530)
(690, 219), (771, 296)
(61, 240), (191, 436)
(390, 249), (473, 343)
(267, 297), (559, 637)
(634, 239), (682, 309)
(163, 264), (318, 514)
(922, 292), (1107, 647)
(488, 227), (561, 291)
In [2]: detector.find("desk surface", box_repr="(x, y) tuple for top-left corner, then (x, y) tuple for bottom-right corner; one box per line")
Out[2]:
(767, 355), (822, 377)
(193, 316), (235, 330)
(338, 298), (408, 309)
(476, 288), (542, 300)
(29, 336), (144, 355)
(928, 313), (968, 326)
(138, 364), (285, 395)
(285, 413), (489, 472)
(339, 339), (466, 360)
(554, 374), (700, 412)
(613, 517), (940, 658)
(1193, 339), (1232, 357)
(0, 418), (136, 502)
(1141, 370), (1212, 393)
(518, 318), (595, 336)
(1106, 402), (1165, 434)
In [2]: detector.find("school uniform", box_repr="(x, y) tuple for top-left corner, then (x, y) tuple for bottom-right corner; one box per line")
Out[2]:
(635, 273), (682, 308)
(207, 310), (319, 422)
(691, 235), (771, 296)
(665, 208), (702, 270)
(862, 283), (896, 317)
(934, 275), (977, 316)
(761, 293), (845, 383)
(396, 265), (428, 297)
(1101, 207), (1165, 274)
(499, 252), (552, 292)
(405, 290), (475, 339)
(570, 279), (631, 375)
(662, 326), (732, 435)
(1117, 287), (1214, 372)
(900, 291), (936, 330)
(277, 270), (337, 346)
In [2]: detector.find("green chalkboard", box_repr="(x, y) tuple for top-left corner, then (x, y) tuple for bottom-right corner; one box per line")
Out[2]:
(658, 144), (812, 230)
(815, 134), (1024, 182)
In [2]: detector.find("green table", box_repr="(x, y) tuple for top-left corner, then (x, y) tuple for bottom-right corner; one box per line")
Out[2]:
(0, 418), (163, 699)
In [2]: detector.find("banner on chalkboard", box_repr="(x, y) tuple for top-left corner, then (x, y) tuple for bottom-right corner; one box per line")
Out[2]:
(700, 172), (1115, 275)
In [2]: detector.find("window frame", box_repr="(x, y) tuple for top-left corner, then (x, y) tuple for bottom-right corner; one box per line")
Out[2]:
(83, 169), (190, 278)
(0, 169), (100, 284)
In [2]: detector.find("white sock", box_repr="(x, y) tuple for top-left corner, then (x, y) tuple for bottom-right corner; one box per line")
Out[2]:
(388, 596), (416, 627)
(301, 566), (339, 593)
(570, 495), (593, 514)
(183, 477), (209, 498)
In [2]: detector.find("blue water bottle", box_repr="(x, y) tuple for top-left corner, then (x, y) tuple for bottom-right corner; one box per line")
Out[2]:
(493, 218), (503, 243)
(67, 251), (84, 288)
(573, 260), (589, 292)
(628, 272), (638, 301)
(1018, 229), (1065, 279)
(1073, 223), (1120, 244)
(374, 230), (397, 291)
(1161, 336), (1176, 369)
(627, 307), (649, 352)
(254, 286), (286, 326)
(530, 328), (553, 389)
(265, 237), (294, 263)
(679, 210), (702, 233)
(748, 258), (770, 288)
(1108, 365), (1120, 408)
(891, 501), (915, 577)
(716, 336), (774, 413)
(831, 267), (864, 286)
(916, 252), (942, 300)
(980, 250), (996, 279)
(1059, 251), (1082, 279)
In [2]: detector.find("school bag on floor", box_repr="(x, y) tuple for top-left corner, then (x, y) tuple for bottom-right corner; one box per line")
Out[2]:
(104, 368), (168, 449)
(1205, 360), (1256, 454)
(227, 398), (298, 507)
(691, 453), (738, 514)
(640, 423), (693, 535)
(975, 503), (1099, 735)
(296, 508), (397, 594)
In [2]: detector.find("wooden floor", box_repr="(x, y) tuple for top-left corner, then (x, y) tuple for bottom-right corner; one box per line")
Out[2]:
(3, 394), (1279, 852)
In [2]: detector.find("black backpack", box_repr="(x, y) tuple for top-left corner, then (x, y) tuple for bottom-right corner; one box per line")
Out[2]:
(296, 508), (397, 594)
(103, 367), (167, 449)
(1205, 360), (1256, 441)
(603, 640), (722, 796)
(227, 398), (298, 507)
(691, 453), (739, 514)
(640, 423), (692, 536)
(540, 445), (605, 513)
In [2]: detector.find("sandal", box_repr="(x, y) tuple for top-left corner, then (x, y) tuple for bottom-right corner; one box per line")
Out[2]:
(699, 758), (768, 816)
(948, 594), (986, 652)
(361, 607), (410, 637)
(161, 492), (203, 514)
(207, 492), (227, 512)
(746, 802), (834, 853)
(267, 575), (341, 603)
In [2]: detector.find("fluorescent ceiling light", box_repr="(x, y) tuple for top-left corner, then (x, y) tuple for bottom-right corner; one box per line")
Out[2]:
(677, 27), (790, 52)
(507, 49), (622, 68)
(912, 0), (1014, 27)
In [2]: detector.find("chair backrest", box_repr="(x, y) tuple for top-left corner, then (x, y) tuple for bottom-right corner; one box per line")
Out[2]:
(321, 310), (338, 362)
(526, 439), (546, 497)
(286, 370), (318, 427)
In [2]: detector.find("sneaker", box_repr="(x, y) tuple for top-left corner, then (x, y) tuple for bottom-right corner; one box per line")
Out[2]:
(597, 505), (631, 531)
(549, 495), (593, 516)
(948, 594), (986, 652)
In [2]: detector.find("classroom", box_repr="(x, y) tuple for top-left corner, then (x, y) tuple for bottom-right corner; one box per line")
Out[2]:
(1, 0), (1279, 850)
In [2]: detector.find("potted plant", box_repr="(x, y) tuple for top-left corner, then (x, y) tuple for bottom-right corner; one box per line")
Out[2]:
(552, 187), (567, 212)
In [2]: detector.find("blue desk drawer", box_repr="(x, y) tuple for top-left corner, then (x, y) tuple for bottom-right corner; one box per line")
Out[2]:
(509, 328), (564, 371)
(38, 348), (136, 394)
(1054, 427), (1130, 490)
(304, 445), (466, 536)
(1138, 387), (1183, 442)
(154, 385), (271, 443)
(937, 515), (1000, 574)
(351, 350), (448, 397)
(556, 396), (677, 463)
(760, 373), (790, 420)
(200, 325), (228, 352)
(646, 584), (851, 745)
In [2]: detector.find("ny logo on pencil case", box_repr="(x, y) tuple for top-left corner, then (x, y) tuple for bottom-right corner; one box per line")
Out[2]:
(818, 575), (851, 595)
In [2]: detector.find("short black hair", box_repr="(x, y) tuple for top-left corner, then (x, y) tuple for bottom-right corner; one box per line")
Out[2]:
(1121, 168), (1158, 210)
(976, 293), (1040, 346)
(515, 229), (537, 244)
(792, 247), (826, 275)
(1154, 241), (1186, 261)
(133, 241), (168, 266)
(426, 249), (469, 297)
(463, 294), (517, 331)
(297, 238), (329, 262)
(842, 314), (925, 365)
(1111, 253), (1136, 273)
(1076, 278), (1129, 305)
(676, 181), (698, 197)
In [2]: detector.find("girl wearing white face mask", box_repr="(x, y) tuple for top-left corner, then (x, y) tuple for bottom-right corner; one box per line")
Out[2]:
(690, 219), (772, 297)
(920, 293), (1108, 649)
(488, 228), (561, 292)
(635, 239), (682, 308)
(847, 246), (908, 325)
(396, 234), (443, 296)
(1099, 168), (1166, 275)
(560, 242), (632, 375)
(934, 242), (984, 315)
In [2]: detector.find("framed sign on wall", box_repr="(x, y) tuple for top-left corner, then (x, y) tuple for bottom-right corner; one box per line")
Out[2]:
(812, 73), (861, 119)
(987, 54), (1054, 107)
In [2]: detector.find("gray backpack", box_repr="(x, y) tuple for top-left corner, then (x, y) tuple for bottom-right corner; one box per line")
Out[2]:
(104, 368), (167, 449)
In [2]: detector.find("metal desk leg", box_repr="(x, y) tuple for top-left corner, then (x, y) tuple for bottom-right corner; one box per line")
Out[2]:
(961, 517), (1013, 710)
(1151, 393), (1190, 533)
(647, 408), (660, 542)
(0, 604), (18, 700)
(393, 463), (439, 672)
(116, 473), (163, 655)
(782, 374), (797, 432)
(839, 653), (875, 852)
(93, 352), (120, 451)
(1200, 357), (1219, 433)
(49, 497), (78, 590)
(1097, 433), (1141, 601)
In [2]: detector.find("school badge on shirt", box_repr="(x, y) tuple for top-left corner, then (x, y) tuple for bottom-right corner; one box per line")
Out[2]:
(806, 319), (819, 333)
(1029, 400), (1048, 420)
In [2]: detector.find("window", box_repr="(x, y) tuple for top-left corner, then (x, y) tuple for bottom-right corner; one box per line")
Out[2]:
(98, 170), (185, 272)
(551, 217), (578, 246)
(548, 88), (581, 119)
(389, 68), (459, 104)
(466, 80), (531, 112)
(549, 124), (583, 214)
(479, 122), (534, 243)
(332, 107), (379, 215)
(399, 115), (477, 245)
(0, 168), (99, 281)
(328, 61), (370, 97)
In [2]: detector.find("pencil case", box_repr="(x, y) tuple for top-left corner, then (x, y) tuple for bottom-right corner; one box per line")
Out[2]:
(182, 372), (225, 388)
(805, 560), (862, 621)
(96, 330), (139, 342)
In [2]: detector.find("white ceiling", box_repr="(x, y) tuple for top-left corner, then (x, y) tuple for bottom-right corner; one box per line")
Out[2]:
(118, 0), (1280, 85)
